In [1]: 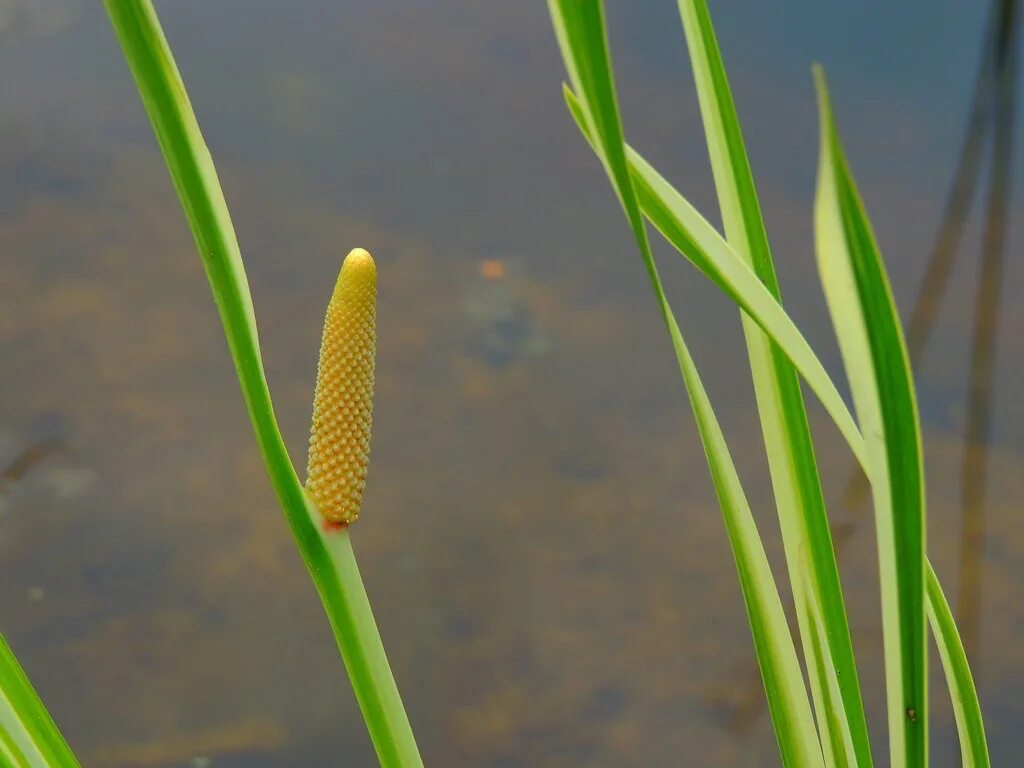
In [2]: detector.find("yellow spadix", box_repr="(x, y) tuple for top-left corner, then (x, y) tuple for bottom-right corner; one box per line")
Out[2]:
(305, 248), (376, 524)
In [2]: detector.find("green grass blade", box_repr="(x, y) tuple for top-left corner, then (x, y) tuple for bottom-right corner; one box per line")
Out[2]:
(102, 3), (422, 765)
(557, 8), (984, 766)
(800, 587), (857, 767)
(0, 634), (79, 768)
(667, 313), (826, 768)
(547, 2), (822, 764)
(563, 89), (866, 472)
(675, 2), (871, 764)
(925, 564), (990, 768)
(548, 1), (649, 270)
(813, 67), (926, 768)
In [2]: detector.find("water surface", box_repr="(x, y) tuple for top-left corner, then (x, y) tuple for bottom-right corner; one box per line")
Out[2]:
(2, 1), (1022, 765)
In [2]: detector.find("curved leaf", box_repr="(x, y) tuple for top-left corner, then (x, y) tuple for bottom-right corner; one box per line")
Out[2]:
(0, 634), (79, 768)
(102, 3), (421, 765)
(548, 2), (823, 765)
(564, 89), (866, 471)
(674, 2), (871, 763)
(813, 67), (926, 768)
(926, 563), (990, 768)
(669, 311), (827, 768)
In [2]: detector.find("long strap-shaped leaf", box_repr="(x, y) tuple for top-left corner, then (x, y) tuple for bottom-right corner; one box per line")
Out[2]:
(674, 2), (870, 764)
(0, 634), (79, 768)
(547, 2), (822, 765)
(563, 90), (865, 472)
(814, 68), (989, 768)
(667, 306), (828, 768)
(813, 68), (927, 768)
(926, 567), (990, 767)
(556, 7), (988, 767)
(568, 81), (988, 768)
(102, 3), (422, 766)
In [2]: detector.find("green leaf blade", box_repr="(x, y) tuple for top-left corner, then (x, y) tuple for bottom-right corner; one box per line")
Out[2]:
(675, 2), (871, 764)
(548, 3), (822, 764)
(0, 634), (79, 768)
(812, 67), (927, 768)
(668, 315), (826, 768)
(102, 3), (422, 765)
(925, 564), (990, 768)
(565, 87), (868, 473)
(548, 2), (653, 285)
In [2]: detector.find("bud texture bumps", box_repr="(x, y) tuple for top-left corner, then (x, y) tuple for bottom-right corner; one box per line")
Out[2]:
(306, 248), (377, 524)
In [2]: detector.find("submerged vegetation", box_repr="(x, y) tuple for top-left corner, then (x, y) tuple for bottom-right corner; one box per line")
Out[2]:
(0, 1), (999, 766)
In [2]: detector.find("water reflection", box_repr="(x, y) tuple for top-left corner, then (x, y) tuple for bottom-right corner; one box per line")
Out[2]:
(957, 0), (1019, 665)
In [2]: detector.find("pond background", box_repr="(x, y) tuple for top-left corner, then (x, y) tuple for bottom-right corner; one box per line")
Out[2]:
(2, 1), (1023, 765)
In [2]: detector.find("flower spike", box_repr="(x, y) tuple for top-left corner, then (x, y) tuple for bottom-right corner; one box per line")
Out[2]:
(306, 248), (377, 524)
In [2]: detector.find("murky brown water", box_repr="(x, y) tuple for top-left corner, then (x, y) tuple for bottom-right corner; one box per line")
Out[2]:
(2, 1), (1023, 765)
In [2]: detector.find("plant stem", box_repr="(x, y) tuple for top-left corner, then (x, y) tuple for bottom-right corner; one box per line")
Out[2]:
(102, 2), (422, 764)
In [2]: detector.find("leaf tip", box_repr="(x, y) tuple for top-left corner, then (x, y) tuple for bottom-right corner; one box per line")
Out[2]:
(811, 64), (834, 138)
(811, 64), (840, 192)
